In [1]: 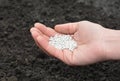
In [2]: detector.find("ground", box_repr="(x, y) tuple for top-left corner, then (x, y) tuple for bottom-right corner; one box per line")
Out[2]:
(0, 0), (120, 81)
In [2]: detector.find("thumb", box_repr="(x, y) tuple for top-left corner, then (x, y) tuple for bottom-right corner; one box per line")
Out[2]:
(54, 22), (79, 34)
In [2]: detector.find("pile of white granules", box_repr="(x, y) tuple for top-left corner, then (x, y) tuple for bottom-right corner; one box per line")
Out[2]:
(49, 34), (77, 51)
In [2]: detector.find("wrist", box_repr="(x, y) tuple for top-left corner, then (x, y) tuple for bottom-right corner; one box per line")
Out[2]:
(104, 28), (120, 60)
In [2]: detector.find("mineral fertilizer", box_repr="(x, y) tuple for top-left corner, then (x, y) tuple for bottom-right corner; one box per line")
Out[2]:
(49, 34), (77, 51)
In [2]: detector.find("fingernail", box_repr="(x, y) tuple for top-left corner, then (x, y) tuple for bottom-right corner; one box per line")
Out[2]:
(30, 28), (35, 32)
(30, 28), (40, 37)
(34, 23), (45, 27)
(30, 28), (39, 33)
(34, 23), (40, 27)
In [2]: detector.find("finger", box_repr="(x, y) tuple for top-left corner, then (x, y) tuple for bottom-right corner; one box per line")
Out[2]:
(34, 23), (57, 37)
(30, 27), (43, 47)
(54, 22), (79, 34)
(30, 27), (51, 55)
(36, 35), (65, 61)
(30, 27), (48, 47)
(30, 28), (41, 48)
(30, 27), (49, 40)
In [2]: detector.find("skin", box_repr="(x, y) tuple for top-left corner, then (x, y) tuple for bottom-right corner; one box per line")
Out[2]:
(30, 21), (120, 66)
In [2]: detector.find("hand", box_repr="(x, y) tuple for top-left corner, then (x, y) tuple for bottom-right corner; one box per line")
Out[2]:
(30, 21), (109, 65)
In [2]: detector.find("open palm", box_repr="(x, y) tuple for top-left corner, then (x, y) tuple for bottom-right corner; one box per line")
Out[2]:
(30, 21), (107, 65)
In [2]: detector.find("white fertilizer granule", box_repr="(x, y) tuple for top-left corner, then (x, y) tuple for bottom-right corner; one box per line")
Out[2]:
(49, 34), (77, 51)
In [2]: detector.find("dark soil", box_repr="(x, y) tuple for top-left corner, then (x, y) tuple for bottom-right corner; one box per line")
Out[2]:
(0, 0), (120, 81)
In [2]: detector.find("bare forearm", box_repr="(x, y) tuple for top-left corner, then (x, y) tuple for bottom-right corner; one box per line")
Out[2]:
(104, 29), (120, 60)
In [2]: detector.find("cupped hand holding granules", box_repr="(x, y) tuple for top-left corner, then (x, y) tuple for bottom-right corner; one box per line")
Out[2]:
(31, 21), (120, 65)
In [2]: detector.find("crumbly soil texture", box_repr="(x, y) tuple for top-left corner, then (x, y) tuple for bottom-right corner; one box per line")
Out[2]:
(0, 0), (120, 81)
